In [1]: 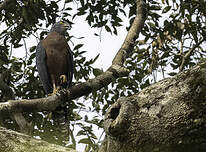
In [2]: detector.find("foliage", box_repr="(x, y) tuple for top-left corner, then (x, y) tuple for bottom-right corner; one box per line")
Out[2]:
(0, 0), (205, 151)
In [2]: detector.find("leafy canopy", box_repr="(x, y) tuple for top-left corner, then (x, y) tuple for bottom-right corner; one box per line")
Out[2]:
(0, 0), (205, 151)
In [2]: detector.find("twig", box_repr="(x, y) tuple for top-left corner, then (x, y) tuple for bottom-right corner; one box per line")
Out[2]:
(23, 38), (28, 60)
(112, 0), (147, 65)
(179, 38), (205, 72)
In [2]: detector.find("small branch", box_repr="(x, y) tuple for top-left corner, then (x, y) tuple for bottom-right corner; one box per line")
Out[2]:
(180, 38), (184, 55)
(23, 38), (28, 60)
(179, 38), (205, 72)
(12, 112), (33, 134)
(112, 0), (147, 65)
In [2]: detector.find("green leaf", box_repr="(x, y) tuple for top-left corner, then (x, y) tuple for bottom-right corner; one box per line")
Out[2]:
(150, 5), (161, 11)
(77, 10), (87, 16)
(92, 54), (99, 64)
(65, 0), (72, 3)
(74, 44), (83, 50)
(29, 46), (36, 52)
(93, 68), (103, 77)
(80, 0), (84, 6)
(79, 51), (87, 55)
(78, 138), (90, 144)
(147, 22), (156, 29)
(129, 5), (136, 17)
(105, 25), (111, 33)
(119, 8), (126, 16)
(168, 72), (177, 76)
(29, 52), (36, 60)
(13, 43), (23, 48)
(94, 33), (99, 36)
(162, 6), (171, 13)
(77, 130), (86, 136)
(65, 7), (72, 10)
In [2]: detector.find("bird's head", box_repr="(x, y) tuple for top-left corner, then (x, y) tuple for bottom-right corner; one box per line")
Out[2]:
(50, 21), (72, 35)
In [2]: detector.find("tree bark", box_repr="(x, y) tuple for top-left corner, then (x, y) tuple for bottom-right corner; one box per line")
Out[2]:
(0, 126), (76, 152)
(99, 60), (206, 152)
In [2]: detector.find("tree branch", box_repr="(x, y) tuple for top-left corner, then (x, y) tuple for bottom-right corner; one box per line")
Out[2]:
(0, 95), (61, 117)
(179, 38), (205, 72)
(0, 0), (147, 119)
(0, 65), (129, 115)
(0, 127), (76, 152)
(112, 0), (147, 65)
(100, 60), (206, 152)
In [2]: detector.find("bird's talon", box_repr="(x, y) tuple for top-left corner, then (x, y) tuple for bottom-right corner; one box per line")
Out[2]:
(60, 75), (67, 84)
(48, 93), (53, 96)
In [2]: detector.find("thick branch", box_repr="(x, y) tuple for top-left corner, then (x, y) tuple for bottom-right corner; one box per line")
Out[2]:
(0, 127), (76, 152)
(100, 60), (206, 152)
(112, 0), (147, 65)
(0, 65), (128, 115)
(0, 95), (61, 117)
(69, 65), (129, 99)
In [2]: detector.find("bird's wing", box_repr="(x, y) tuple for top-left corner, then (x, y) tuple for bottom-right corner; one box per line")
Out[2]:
(36, 42), (52, 94)
(67, 45), (74, 87)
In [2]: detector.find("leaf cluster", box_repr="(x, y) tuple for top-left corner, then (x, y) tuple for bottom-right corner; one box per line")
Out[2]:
(0, 0), (205, 151)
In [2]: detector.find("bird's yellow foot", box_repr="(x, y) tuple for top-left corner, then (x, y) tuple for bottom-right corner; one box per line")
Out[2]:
(60, 75), (67, 84)
(48, 93), (53, 96)
(48, 87), (59, 96)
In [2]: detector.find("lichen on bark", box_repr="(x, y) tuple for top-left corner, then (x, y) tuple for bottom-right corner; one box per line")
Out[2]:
(100, 61), (206, 152)
(0, 127), (76, 152)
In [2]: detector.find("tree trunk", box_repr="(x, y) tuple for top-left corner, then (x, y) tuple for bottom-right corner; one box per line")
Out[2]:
(0, 127), (76, 152)
(99, 61), (206, 152)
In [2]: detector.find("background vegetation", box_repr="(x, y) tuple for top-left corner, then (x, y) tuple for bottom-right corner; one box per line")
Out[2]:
(0, 0), (205, 151)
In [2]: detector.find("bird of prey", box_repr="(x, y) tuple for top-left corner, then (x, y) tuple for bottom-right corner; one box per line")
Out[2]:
(36, 21), (74, 95)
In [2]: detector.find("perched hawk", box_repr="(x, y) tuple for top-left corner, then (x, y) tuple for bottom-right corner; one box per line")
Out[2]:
(36, 21), (74, 95)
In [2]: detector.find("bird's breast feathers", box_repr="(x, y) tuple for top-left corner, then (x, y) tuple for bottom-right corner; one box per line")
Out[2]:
(42, 32), (69, 52)
(41, 31), (70, 79)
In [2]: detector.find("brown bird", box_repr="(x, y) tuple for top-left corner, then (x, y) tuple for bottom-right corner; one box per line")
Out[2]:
(36, 21), (74, 95)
